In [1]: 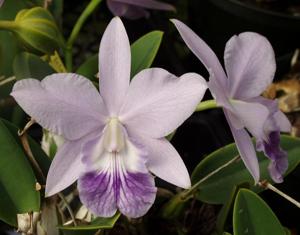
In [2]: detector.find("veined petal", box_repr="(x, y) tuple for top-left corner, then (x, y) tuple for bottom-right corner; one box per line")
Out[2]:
(111, 0), (175, 11)
(99, 17), (131, 116)
(256, 131), (288, 183)
(107, 0), (149, 19)
(120, 68), (207, 138)
(171, 19), (228, 90)
(225, 111), (260, 182)
(224, 32), (276, 99)
(45, 139), (87, 196)
(78, 133), (157, 218)
(231, 100), (269, 140)
(11, 74), (107, 140)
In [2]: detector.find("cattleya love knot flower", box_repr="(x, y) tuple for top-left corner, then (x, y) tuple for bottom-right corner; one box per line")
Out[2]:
(107, 0), (175, 20)
(172, 19), (291, 183)
(11, 17), (207, 218)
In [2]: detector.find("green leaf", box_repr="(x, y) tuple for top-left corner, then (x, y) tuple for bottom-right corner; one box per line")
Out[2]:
(76, 31), (163, 81)
(13, 52), (55, 81)
(0, 118), (40, 226)
(76, 54), (98, 82)
(59, 213), (120, 230)
(130, 31), (163, 77)
(233, 189), (285, 235)
(191, 135), (300, 204)
(0, 0), (28, 120)
(215, 186), (239, 234)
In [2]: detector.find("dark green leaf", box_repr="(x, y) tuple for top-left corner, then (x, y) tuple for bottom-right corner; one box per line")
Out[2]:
(131, 31), (163, 77)
(233, 189), (285, 235)
(0, 0), (27, 77)
(0, 0), (28, 119)
(59, 213), (120, 230)
(160, 192), (188, 219)
(191, 135), (300, 204)
(215, 186), (239, 234)
(0, 118), (40, 226)
(76, 54), (98, 82)
(13, 52), (55, 81)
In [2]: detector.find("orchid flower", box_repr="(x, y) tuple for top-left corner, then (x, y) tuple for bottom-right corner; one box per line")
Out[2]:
(107, 0), (175, 20)
(172, 19), (291, 183)
(11, 17), (207, 218)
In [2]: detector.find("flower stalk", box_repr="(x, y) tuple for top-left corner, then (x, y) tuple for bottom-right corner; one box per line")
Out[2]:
(65, 0), (103, 71)
(0, 20), (17, 30)
(258, 180), (300, 209)
(195, 99), (218, 112)
(181, 155), (240, 200)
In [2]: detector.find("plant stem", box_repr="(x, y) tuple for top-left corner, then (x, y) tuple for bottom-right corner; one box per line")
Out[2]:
(181, 155), (240, 200)
(18, 119), (47, 183)
(195, 99), (219, 112)
(58, 193), (78, 226)
(65, 0), (103, 71)
(259, 180), (300, 209)
(0, 20), (18, 31)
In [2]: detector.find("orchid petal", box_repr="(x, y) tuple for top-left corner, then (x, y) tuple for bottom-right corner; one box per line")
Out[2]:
(11, 74), (107, 140)
(224, 32), (276, 99)
(120, 68), (207, 138)
(249, 96), (291, 133)
(146, 138), (191, 189)
(208, 70), (232, 110)
(171, 19), (228, 90)
(225, 111), (260, 182)
(45, 139), (86, 196)
(99, 17), (131, 116)
(107, 0), (149, 19)
(129, 131), (191, 189)
(231, 100), (269, 140)
(111, 0), (175, 11)
(78, 134), (157, 218)
(273, 111), (291, 133)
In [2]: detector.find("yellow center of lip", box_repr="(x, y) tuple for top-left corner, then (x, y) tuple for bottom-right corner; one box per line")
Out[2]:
(103, 117), (125, 153)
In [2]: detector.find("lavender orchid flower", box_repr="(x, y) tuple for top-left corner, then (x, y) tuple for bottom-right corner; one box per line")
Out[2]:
(107, 0), (175, 19)
(11, 17), (207, 218)
(172, 19), (291, 183)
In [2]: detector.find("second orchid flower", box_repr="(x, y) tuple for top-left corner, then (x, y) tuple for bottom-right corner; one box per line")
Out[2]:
(172, 19), (291, 184)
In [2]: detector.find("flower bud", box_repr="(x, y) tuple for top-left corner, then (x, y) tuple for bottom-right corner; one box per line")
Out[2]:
(13, 7), (64, 55)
